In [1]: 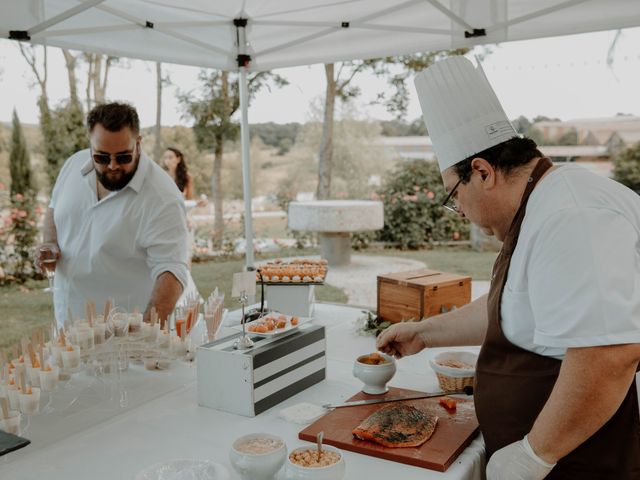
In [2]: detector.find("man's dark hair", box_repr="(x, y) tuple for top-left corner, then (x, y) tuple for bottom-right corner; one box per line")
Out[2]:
(87, 102), (140, 135)
(452, 136), (543, 183)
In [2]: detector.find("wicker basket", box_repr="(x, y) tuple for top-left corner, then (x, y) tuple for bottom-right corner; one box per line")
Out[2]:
(429, 351), (477, 393)
(434, 371), (475, 392)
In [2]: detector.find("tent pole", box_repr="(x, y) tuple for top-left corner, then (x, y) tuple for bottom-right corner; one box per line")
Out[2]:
(235, 19), (255, 270)
(239, 65), (254, 270)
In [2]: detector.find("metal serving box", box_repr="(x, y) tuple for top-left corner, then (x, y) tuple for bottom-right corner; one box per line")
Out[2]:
(197, 324), (326, 417)
(265, 284), (315, 318)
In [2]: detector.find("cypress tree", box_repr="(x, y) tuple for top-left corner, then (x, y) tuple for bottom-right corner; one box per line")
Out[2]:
(9, 109), (33, 198)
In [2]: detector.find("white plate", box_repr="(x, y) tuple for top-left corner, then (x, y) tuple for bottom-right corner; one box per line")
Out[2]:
(232, 313), (311, 337)
(135, 459), (230, 480)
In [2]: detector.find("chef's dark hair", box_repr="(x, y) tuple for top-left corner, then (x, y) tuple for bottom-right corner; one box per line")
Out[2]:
(87, 102), (140, 135)
(452, 136), (543, 183)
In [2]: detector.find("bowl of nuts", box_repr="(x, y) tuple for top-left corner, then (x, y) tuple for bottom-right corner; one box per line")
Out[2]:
(285, 444), (345, 480)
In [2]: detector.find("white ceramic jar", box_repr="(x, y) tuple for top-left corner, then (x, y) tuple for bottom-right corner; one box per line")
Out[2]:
(229, 433), (287, 480)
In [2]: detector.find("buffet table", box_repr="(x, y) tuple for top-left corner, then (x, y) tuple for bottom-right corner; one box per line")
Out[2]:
(0, 304), (486, 480)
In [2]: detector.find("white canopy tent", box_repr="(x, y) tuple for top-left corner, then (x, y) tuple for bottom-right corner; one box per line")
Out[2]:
(3, 0), (640, 268)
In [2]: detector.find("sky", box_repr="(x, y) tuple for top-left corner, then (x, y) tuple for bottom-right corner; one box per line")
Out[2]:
(0, 27), (639, 128)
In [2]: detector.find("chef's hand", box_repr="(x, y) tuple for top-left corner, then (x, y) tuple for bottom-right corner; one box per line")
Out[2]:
(376, 321), (427, 359)
(486, 436), (556, 480)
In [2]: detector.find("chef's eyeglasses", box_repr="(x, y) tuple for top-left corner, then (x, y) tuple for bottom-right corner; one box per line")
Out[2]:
(91, 144), (137, 165)
(442, 177), (463, 214)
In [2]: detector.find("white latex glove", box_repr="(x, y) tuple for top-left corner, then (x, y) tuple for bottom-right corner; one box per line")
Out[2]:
(486, 435), (556, 480)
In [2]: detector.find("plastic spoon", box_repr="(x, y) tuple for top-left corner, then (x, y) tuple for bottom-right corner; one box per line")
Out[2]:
(316, 430), (324, 462)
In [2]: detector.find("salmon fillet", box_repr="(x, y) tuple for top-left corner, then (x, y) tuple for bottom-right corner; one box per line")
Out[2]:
(352, 403), (438, 448)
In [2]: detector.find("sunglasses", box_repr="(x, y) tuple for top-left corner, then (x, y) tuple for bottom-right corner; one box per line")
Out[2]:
(91, 145), (137, 165)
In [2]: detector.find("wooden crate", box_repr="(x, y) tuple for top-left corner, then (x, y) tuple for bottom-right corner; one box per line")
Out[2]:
(377, 269), (471, 323)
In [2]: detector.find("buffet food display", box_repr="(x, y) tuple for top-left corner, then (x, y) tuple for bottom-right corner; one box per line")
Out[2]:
(257, 258), (329, 284)
(0, 289), (226, 436)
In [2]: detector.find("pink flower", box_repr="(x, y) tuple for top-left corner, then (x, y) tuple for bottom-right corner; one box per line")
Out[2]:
(18, 211), (27, 218)
(408, 195), (418, 202)
(413, 185), (420, 192)
(427, 191), (435, 200)
(15, 193), (23, 201)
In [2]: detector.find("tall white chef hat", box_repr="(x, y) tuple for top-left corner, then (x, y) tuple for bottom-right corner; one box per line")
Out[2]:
(414, 56), (517, 172)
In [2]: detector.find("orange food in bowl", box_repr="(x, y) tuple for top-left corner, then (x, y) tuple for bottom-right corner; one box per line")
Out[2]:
(291, 317), (299, 326)
(358, 352), (389, 365)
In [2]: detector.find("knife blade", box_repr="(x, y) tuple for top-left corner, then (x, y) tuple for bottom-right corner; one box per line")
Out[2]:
(323, 386), (473, 409)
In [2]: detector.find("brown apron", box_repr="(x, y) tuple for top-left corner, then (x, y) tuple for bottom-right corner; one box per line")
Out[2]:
(474, 157), (640, 478)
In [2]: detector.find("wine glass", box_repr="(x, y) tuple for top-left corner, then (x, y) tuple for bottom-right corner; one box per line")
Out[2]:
(36, 243), (59, 293)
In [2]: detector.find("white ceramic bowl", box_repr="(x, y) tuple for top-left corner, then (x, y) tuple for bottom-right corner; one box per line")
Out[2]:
(429, 351), (477, 378)
(229, 433), (287, 480)
(353, 352), (396, 394)
(285, 445), (346, 480)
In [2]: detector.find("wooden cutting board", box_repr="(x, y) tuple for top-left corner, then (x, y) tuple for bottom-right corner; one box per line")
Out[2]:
(299, 387), (479, 472)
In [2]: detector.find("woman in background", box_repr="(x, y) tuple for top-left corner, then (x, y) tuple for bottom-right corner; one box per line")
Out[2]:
(163, 147), (194, 200)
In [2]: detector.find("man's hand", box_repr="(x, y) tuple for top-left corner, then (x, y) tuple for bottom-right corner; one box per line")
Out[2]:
(376, 321), (427, 359)
(145, 271), (183, 328)
(487, 436), (555, 480)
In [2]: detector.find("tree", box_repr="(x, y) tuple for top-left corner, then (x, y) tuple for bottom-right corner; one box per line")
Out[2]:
(316, 49), (468, 199)
(7, 110), (39, 283)
(19, 45), (87, 191)
(612, 143), (640, 194)
(84, 53), (119, 109)
(178, 69), (287, 246)
(153, 62), (164, 163)
(9, 110), (33, 197)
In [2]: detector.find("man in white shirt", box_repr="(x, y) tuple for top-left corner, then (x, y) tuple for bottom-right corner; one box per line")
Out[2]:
(37, 102), (189, 327)
(377, 56), (640, 479)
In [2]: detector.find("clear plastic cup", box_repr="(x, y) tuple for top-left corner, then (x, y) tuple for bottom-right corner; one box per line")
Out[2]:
(39, 366), (59, 392)
(112, 313), (129, 337)
(76, 327), (95, 352)
(27, 365), (41, 388)
(128, 313), (143, 333)
(19, 387), (40, 415)
(142, 323), (160, 343)
(61, 346), (81, 370)
(50, 344), (65, 367)
(7, 383), (20, 410)
(93, 323), (107, 345)
(1, 410), (21, 435)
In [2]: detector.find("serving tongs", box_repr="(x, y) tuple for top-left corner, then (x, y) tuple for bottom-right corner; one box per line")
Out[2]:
(323, 386), (473, 409)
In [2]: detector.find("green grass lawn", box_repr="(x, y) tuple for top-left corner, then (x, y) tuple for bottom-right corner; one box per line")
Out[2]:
(363, 246), (498, 281)
(0, 246), (496, 350)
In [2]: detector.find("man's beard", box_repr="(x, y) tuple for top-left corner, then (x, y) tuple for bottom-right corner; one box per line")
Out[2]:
(96, 153), (140, 191)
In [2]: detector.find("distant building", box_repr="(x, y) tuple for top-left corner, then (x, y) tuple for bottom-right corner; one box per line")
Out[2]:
(376, 136), (434, 160)
(533, 115), (640, 147)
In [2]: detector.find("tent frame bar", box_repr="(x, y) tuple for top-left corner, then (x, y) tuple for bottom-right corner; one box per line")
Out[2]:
(493, 0), (591, 30)
(30, 0), (105, 37)
(235, 18), (255, 270)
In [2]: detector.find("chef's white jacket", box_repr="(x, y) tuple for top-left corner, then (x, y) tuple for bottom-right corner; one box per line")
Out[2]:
(502, 164), (640, 359)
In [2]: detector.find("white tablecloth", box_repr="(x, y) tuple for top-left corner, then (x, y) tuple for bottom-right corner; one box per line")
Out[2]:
(0, 304), (485, 480)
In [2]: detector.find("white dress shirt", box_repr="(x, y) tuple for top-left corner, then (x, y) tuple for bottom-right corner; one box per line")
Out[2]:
(50, 149), (189, 326)
(502, 164), (640, 359)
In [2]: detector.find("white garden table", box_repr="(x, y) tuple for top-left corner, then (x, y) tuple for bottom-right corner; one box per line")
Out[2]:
(0, 304), (485, 480)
